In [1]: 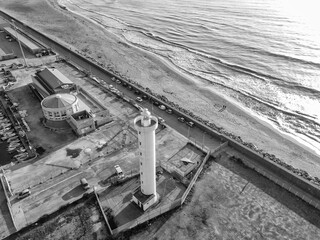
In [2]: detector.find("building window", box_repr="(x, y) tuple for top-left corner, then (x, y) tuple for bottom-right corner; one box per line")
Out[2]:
(140, 152), (142, 156)
(140, 162), (142, 166)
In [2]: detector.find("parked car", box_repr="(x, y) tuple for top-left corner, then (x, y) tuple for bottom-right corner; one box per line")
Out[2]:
(178, 117), (185, 123)
(158, 105), (166, 110)
(122, 82), (128, 87)
(153, 101), (160, 106)
(17, 189), (31, 199)
(80, 178), (90, 190)
(116, 79), (121, 84)
(158, 117), (165, 124)
(136, 97), (143, 102)
(186, 121), (195, 127)
(111, 77), (116, 82)
(166, 108), (173, 114)
(134, 90), (141, 95)
(5, 35), (11, 39)
(142, 95), (148, 100)
(114, 165), (125, 179)
(128, 86), (133, 90)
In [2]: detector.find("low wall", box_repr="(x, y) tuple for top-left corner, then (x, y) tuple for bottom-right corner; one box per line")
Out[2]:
(93, 189), (113, 235)
(0, 170), (17, 231)
(78, 87), (107, 111)
(228, 141), (320, 207)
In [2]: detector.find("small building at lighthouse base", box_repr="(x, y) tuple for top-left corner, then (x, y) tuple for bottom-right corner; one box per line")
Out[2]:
(132, 187), (159, 211)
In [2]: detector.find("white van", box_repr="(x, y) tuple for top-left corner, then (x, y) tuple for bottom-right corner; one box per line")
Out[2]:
(114, 165), (124, 179)
(80, 178), (90, 190)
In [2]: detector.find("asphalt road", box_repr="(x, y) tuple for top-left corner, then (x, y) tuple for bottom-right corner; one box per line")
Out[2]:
(0, 13), (223, 152)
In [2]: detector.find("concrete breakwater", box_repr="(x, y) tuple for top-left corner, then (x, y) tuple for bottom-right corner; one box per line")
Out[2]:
(1, 10), (320, 209)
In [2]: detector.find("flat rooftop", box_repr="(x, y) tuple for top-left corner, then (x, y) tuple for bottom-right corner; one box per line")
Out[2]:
(4, 27), (41, 52)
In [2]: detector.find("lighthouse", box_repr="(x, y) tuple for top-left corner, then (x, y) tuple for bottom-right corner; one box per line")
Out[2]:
(132, 108), (159, 211)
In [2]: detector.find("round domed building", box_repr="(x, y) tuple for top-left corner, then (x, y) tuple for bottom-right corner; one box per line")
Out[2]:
(41, 93), (80, 129)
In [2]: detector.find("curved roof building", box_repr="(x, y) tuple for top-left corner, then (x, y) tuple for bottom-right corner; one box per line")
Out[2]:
(32, 67), (77, 99)
(41, 93), (79, 123)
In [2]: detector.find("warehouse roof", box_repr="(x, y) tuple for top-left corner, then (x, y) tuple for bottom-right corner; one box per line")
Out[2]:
(3, 27), (41, 52)
(37, 68), (74, 90)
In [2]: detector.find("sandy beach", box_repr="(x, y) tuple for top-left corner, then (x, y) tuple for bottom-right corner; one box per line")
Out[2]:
(0, 0), (319, 178)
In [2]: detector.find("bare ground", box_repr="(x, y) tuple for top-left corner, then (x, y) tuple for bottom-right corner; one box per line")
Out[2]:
(14, 196), (107, 240)
(129, 154), (320, 240)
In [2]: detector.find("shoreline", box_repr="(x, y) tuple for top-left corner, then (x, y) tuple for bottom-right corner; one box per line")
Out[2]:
(1, 0), (320, 177)
(61, 1), (320, 156)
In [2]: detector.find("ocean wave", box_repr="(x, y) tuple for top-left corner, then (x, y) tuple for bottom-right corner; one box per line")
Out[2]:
(131, 29), (320, 97)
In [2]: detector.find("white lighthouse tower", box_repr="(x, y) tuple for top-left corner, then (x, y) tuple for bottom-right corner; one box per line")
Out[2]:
(132, 108), (159, 211)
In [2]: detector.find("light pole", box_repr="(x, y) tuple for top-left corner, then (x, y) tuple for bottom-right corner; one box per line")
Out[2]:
(11, 19), (27, 67)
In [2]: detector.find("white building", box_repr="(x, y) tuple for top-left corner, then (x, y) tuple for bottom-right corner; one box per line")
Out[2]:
(132, 108), (159, 211)
(41, 93), (80, 129)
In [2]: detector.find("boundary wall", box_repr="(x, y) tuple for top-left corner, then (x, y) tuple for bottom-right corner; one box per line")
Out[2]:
(0, 169), (17, 231)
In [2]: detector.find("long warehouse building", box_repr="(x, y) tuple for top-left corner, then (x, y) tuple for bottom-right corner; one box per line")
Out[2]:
(3, 27), (43, 54)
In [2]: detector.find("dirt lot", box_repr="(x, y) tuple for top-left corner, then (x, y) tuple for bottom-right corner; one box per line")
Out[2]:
(11, 195), (107, 240)
(129, 152), (320, 240)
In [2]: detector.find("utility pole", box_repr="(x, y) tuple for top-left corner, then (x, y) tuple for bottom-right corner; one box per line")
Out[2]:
(11, 19), (27, 67)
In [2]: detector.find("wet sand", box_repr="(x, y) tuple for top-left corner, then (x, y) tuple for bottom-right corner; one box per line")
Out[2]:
(0, 0), (319, 178)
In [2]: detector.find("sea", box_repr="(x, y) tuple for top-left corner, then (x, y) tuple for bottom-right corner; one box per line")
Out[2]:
(62, 0), (320, 155)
